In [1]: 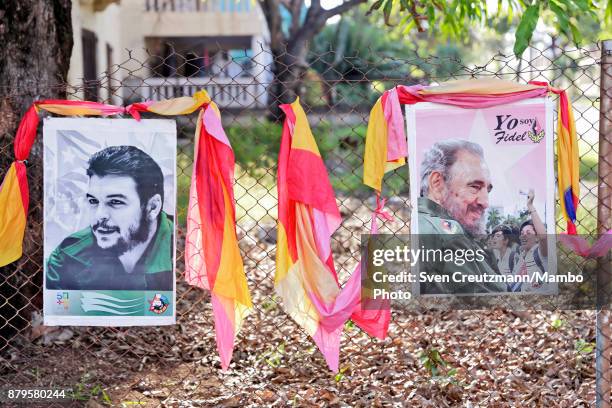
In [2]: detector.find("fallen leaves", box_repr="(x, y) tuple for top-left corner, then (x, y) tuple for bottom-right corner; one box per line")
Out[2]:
(2, 199), (601, 406)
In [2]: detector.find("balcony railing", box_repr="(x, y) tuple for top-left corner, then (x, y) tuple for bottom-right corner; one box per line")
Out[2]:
(125, 76), (267, 109)
(145, 0), (252, 13)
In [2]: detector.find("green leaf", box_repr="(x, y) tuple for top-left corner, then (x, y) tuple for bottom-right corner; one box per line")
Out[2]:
(575, 339), (595, 354)
(506, 0), (514, 25)
(101, 390), (112, 405)
(402, 17), (417, 34)
(552, 0), (569, 12)
(550, 1), (569, 33)
(427, 4), (436, 24)
(513, 4), (540, 58)
(551, 318), (566, 330)
(383, 0), (394, 26)
(334, 365), (349, 382)
(572, 0), (592, 12)
(366, 0), (385, 15)
(569, 20), (583, 45)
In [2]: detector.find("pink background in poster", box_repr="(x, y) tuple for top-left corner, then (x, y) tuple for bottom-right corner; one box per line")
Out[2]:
(410, 100), (549, 224)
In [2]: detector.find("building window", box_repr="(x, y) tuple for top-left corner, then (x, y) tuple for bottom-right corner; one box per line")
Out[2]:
(106, 43), (114, 101)
(82, 29), (99, 102)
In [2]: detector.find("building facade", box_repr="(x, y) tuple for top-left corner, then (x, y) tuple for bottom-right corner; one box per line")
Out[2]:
(68, 0), (272, 108)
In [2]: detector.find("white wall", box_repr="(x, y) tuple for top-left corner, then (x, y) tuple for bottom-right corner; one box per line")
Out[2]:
(68, 0), (272, 104)
(118, 0), (270, 75)
(67, 0), (122, 104)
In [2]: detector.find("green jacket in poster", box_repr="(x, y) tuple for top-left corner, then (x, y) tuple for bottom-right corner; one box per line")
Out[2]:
(417, 197), (506, 295)
(46, 212), (174, 291)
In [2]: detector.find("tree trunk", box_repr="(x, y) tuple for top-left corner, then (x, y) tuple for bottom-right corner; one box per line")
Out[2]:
(0, 0), (73, 352)
(260, 0), (366, 120)
(267, 44), (310, 121)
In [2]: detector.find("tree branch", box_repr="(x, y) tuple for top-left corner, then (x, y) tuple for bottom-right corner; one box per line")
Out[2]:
(320, 0), (367, 21)
(409, 0), (426, 31)
(302, 0), (322, 30)
(289, 0), (304, 38)
(258, 0), (286, 51)
(290, 0), (365, 56)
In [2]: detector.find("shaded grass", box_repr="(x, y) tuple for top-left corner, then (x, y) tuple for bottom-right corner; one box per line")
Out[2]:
(579, 154), (598, 182)
(176, 147), (277, 227)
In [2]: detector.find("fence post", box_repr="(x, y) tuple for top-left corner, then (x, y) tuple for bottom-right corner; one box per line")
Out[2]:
(596, 39), (612, 408)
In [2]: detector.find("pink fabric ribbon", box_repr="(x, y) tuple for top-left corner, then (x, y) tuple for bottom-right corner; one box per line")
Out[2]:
(558, 230), (612, 258)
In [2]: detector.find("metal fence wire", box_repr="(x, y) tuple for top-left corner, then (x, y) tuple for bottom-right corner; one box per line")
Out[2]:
(0, 43), (610, 407)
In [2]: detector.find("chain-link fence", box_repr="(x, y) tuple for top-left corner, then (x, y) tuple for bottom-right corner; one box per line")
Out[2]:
(0, 42), (609, 406)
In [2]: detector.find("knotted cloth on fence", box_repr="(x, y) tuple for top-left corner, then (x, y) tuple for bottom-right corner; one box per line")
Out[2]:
(184, 101), (252, 370)
(276, 99), (390, 372)
(0, 91), (252, 370)
(0, 100), (127, 266)
(363, 78), (580, 234)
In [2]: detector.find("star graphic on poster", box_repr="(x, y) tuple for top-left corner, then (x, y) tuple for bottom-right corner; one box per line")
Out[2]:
(61, 148), (78, 166)
(466, 109), (546, 217)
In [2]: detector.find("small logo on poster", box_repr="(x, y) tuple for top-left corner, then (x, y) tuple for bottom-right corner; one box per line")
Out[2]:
(56, 292), (70, 310)
(527, 119), (544, 143)
(148, 294), (169, 314)
(494, 115), (544, 144)
(440, 220), (459, 234)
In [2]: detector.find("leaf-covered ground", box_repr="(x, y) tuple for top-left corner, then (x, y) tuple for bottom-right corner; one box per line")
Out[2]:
(1, 200), (600, 407)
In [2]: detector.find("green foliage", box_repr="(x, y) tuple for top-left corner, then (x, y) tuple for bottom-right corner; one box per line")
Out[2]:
(366, 0), (605, 58)
(309, 10), (469, 106)
(71, 376), (113, 405)
(498, 211), (529, 228)
(226, 121), (282, 176)
(301, 69), (327, 108)
(225, 119), (379, 196)
(425, 44), (464, 78)
(419, 347), (447, 377)
(334, 365), (350, 382)
(486, 208), (503, 233)
(261, 296), (280, 311)
(177, 120), (597, 232)
(419, 347), (461, 385)
(575, 339), (595, 354)
(550, 316), (566, 330)
(259, 342), (287, 368)
(579, 154), (598, 182)
(309, 12), (416, 81)
(573, 338), (595, 373)
(513, 4), (540, 57)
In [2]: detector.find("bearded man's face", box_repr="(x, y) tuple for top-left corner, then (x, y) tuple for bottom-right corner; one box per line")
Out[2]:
(440, 150), (492, 235)
(87, 175), (150, 254)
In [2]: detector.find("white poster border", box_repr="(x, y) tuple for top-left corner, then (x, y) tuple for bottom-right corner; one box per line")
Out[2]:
(42, 118), (177, 326)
